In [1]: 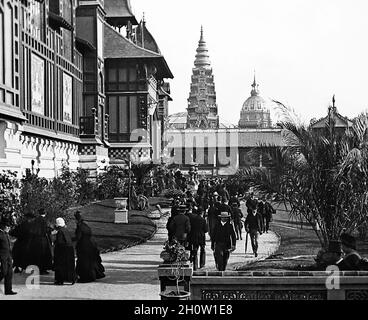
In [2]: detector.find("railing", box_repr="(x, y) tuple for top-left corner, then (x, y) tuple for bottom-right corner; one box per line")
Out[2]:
(80, 110), (109, 141)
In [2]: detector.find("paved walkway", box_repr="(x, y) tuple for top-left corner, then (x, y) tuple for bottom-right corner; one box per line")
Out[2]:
(2, 206), (280, 300)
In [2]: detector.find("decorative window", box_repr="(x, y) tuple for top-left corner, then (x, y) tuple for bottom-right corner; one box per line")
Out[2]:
(250, 102), (254, 110)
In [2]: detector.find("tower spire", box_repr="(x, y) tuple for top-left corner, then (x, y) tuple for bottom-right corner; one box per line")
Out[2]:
(251, 70), (259, 96)
(194, 25), (210, 68)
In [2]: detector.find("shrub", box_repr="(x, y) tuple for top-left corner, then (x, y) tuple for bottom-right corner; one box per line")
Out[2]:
(96, 165), (128, 200)
(0, 170), (20, 224)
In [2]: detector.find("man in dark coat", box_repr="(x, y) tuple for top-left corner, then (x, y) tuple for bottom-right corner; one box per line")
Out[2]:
(263, 199), (275, 233)
(231, 202), (244, 240)
(207, 193), (221, 245)
(244, 208), (263, 257)
(168, 206), (191, 246)
(10, 216), (33, 272)
(188, 207), (208, 270)
(74, 211), (105, 283)
(27, 209), (53, 274)
(0, 218), (16, 295)
(53, 218), (76, 285)
(211, 212), (237, 271)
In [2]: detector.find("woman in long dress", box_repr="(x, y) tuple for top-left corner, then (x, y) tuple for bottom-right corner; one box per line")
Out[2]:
(74, 211), (105, 283)
(53, 218), (76, 285)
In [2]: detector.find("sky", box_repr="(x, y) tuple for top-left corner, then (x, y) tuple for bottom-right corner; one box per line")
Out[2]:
(132, 0), (368, 125)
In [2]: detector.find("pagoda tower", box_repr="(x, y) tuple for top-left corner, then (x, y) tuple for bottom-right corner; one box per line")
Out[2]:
(187, 27), (219, 129)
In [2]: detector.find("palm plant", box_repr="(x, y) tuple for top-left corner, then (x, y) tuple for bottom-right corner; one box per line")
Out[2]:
(238, 101), (368, 249)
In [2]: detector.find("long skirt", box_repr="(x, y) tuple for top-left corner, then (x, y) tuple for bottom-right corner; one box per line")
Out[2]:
(54, 245), (76, 283)
(76, 238), (105, 283)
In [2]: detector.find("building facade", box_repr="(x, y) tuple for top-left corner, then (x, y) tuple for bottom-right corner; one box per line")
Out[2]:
(0, 0), (173, 178)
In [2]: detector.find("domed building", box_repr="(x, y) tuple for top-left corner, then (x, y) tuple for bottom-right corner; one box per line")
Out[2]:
(238, 76), (272, 128)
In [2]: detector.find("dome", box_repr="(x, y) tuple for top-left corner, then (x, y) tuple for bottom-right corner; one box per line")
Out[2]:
(241, 94), (268, 113)
(238, 75), (272, 129)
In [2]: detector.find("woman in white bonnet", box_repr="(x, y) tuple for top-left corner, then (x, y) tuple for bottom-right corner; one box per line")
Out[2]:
(53, 217), (76, 285)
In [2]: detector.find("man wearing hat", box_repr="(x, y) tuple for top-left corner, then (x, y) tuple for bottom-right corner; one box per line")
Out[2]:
(244, 207), (263, 257)
(211, 212), (237, 271)
(337, 233), (362, 270)
(0, 217), (16, 295)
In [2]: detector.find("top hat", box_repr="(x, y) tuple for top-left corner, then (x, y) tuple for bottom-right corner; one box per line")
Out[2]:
(340, 233), (356, 250)
(219, 212), (231, 218)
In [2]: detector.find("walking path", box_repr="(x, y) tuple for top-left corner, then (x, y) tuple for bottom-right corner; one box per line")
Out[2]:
(3, 206), (280, 300)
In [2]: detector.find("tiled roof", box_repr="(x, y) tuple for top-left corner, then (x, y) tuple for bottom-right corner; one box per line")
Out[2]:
(104, 0), (138, 26)
(104, 23), (162, 59)
(135, 20), (161, 54)
(104, 23), (173, 79)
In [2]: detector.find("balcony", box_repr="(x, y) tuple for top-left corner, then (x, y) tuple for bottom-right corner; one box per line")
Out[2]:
(79, 110), (109, 143)
(80, 115), (98, 137)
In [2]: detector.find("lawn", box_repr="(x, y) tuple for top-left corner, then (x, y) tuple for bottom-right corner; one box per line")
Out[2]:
(64, 198), (159, 253)
(238, 207), (368, 271)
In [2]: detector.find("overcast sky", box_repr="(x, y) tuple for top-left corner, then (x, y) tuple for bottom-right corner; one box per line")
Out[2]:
(132, 0), (368, 125)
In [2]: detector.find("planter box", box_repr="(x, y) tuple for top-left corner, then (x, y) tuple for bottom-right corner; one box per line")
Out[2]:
(114, 209), (128, 224)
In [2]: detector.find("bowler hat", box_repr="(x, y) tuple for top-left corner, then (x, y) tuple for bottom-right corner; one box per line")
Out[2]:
(219, 212), (231, 218)
(340, 233), (356, 250)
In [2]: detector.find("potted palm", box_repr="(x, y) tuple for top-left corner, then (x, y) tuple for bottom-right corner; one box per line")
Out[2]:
(159, 239), (191, 300)
(237, 99), (368, 267)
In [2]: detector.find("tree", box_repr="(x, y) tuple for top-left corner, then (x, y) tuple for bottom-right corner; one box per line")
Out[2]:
(238, 101), (368, 249)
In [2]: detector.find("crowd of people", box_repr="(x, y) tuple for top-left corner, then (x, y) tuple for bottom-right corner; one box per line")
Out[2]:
(166, 179), (276, 271)
(0, 210), (105, 295)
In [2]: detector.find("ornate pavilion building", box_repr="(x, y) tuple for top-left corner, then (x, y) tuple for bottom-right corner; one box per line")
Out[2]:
(0, 0), (173, 178)
(165, 28), (284, 176)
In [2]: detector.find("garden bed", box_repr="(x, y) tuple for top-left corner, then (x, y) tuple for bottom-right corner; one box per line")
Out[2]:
(237, 213), (368, 271)
(64, 198), (160, 253)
